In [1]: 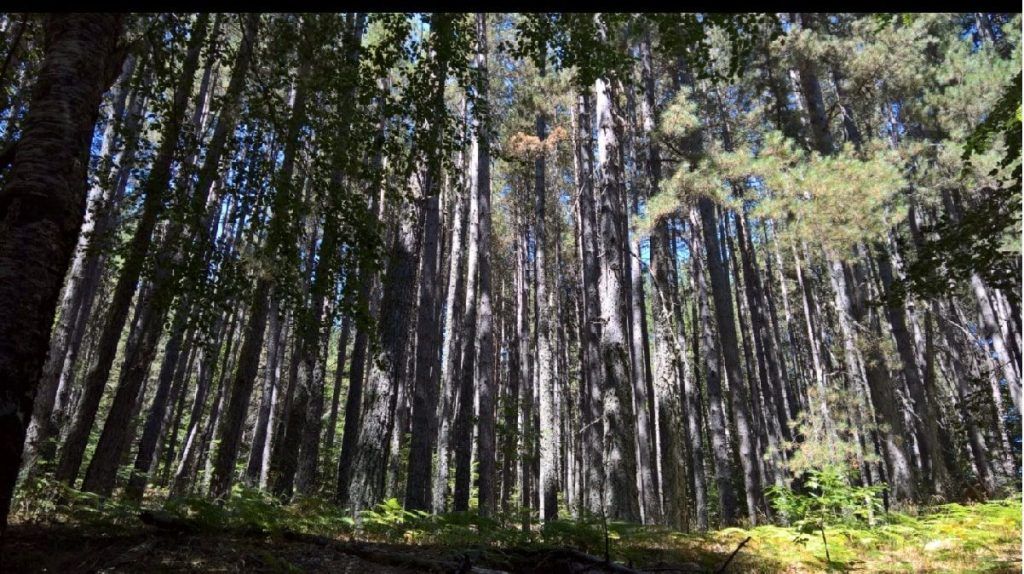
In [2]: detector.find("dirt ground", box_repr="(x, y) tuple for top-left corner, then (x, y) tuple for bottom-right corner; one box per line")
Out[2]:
(1, 525), (426, 573)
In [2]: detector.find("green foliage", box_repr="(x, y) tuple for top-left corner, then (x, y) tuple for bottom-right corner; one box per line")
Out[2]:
(896, 72), (1022, 301)
(767, 465), (886, 538)
(12, 474), (138, 527)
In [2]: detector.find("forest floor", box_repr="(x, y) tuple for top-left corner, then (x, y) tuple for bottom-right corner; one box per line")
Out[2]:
(2, 493), (1019, 573)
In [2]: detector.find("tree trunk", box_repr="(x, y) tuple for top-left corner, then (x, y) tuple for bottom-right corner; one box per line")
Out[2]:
(533, 69), (559, 523)
(696, 196), (761, 525)
(349, 194), (423, 512)
(405, 185), (442, 511)
(431, 145), (468, 513)
(594, 67), (640, 523)
(0, 13), (124, 525)
(689, 208), (740, 526)
(244, 300), (284, 488)
(122, 302), (191, 503)
(323, 316), (351, 462)
(573, 88), (605, 516)
(473, 13), (497, 518)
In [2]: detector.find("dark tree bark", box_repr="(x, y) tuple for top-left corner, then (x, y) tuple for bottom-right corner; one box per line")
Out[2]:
(404, 184), (441, 511)
(0, 13), (124, 526)
(246, 300), (284, 488)
(574, 89), (604, 516)
(431, 135), (468, 514)
(24, 53), (137, 472)
(349, 195), (423, 512)
(122, 302), (191, 503)
(473, 13), (498, 518)
(689, 208), (740, 527)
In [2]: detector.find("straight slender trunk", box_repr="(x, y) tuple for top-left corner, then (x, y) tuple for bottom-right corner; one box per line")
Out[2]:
(405, 186), (441, 511)
(689, 208), (740, 526)
(533, 70), (559, 523)
(245, 300), (284, 487)
(575, 89), (605, 516)
(696, 196), (760, 525)
(594, 67), (640, 522)
(323, 316), (351, 461)
(431, 150), (468, 513)
(628, 44), (659, 522)
(122, 302), (191, 503)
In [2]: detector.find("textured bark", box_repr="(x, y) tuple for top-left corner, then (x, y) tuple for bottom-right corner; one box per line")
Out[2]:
(971, 274), (1021, 413)
(725, 214), (776, 502)
(697, 196), (761, 525)
(335, 98), (386, 508)
(431, 127), (468, 513)
(56, 14), (209, 486)
(533, 70), (558, 523)
(473, 13), (498, 518)
(349, 196), (423, 512)
(736, 211), (791, 443)
(830, 254), (916, 501)
(574, 89), (605, 516)
(246, 300), (284, 489)
(0, 13), (124, 525)
(626, 48), (659, 523)
(404, 187), (441, 511)
(595, 69), (640, 523)
(452, 118), (482, 512)
(874, 245), (947, 492)
(689, 208), (739, 526)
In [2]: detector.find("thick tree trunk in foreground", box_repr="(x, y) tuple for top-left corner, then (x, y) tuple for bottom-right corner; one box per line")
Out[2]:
(349, 196), (422, 512)
(0, 13), (124, 526)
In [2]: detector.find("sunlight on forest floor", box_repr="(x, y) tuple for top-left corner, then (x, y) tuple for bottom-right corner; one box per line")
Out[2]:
(7, 481), (1021, 573)
(668, 497), (1022, 572)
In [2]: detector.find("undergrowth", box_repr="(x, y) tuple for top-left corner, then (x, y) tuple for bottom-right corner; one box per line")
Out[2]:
(10, 475), (1022, 573)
